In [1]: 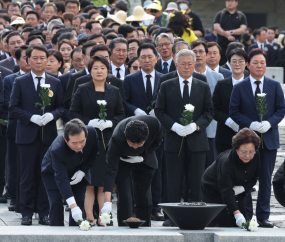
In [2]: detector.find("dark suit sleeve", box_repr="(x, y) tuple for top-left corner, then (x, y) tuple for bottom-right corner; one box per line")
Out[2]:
(4, 76), (11, 110)
(64, 74), (75, 110)
(9, 78), (33, 125)
(51, 80), (65, 121)
(212, 81), (229, 124)
(123, 75), (140, 114)
(195, 84), (214, 132)
(81, 127), (99, 175)
(72, 78), (81, 96)
(110, 91), (126, 127)
(243, 152), (260, 194)
(69, 87), (91, 124)
(0, 77), (3, 115)
(145, 118), (163, 156)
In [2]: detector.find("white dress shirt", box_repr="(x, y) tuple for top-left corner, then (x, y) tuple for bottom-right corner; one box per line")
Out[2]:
(12, 57), (17, 65)
(161, 57), (173, 72)
(194, 68), (207, 76)
(257, 41), (265, 50)
(232, 75), (244, 86)
(141, 69), (155, 94)
(177, 72), (192, 97)
(85, 67), (89, 75)
(19, 69), (25, 75)
(31, 71), (45, 90)
(250, 75), (264, 96)
(207, 65), (219, 73)
(266, 40), (273, 46)
(111, 62), (125, 78)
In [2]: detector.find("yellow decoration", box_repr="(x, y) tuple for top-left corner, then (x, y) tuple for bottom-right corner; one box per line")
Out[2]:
(171, 13), (175, 17)
(48, 90), (53, 97)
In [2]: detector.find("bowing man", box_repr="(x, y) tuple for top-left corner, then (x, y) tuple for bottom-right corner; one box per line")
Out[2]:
(155, 49), (213, 226)
(9, 44), (65, 226)
(101, 116), (163, 227)
(41, 119), (99, 226)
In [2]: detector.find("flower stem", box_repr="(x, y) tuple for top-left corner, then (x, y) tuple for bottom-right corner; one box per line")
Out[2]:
(178, 137), (184, 156)
(261, 117), (263, 149)
(101, 131), (106, 150)
(42, 109), (44, 140)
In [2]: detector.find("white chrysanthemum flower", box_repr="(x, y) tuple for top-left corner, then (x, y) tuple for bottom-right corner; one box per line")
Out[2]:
(97, 100), (107, 106)
(257, 93), (266, 97)
(248, 216), (259, 232)
(79, 220), (90, 231)
(120, 78), (124, 81)
(185, 104), (195, 112)
(100, 213), (111, 224)
(40, 84), (51, 88)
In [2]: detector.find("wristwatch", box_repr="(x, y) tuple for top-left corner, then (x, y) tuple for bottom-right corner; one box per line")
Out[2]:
(230, 30), (234, 35)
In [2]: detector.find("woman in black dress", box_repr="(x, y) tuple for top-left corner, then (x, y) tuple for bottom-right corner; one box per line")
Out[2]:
(69, 55), (125, 226)
(201, 128), (260, 228)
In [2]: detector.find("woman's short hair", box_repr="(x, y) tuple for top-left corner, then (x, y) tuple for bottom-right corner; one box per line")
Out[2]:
(64, 118), (88, 142)
(58, 39), (74, 50)
(88, 55), (110, 73)
(47, 49), (64, 70)
(62, 12), (75, 23)
(232, 128), (261, 150)
(227, 48), (248, 63)
(125, 120), (149, 144)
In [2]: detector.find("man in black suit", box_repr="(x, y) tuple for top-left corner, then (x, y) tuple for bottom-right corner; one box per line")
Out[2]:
(72, 44), (126, 110)
(0, 32), (24, 71)
(155, 33), (176, 74)
(0, 69), (4, 203)
(213, 48), (249, 155)
(102, 116), (163, 226)
(266, 27), (280, 65)
(64, 41), (97, 110)
(4, 45), (31, 211)
(109, 38), (130, 79)
(248, 28), (275, 67)
(9, 44), (65, 226)
(155, 49), (213, 226)
(42, 119), (99, 226)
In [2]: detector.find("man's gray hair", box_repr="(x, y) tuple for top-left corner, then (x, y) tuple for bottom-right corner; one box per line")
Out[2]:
(155, 33), (174, 46)
(172, 41), (191, 55)
(47, 19), (64, 32)
(175, 49), (196, 63)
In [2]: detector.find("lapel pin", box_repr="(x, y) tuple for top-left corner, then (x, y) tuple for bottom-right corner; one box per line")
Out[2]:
(109, 82), (111, 84)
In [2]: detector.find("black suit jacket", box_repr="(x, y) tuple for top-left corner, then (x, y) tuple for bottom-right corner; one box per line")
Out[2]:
(110, 63), (130, 77)
(0, 54), (7, 61)
(156, 70), (207, 94)
(0, 74), (3, 135)
(9, 72), (65, 145)
(69, 81), (125, 140)
(248, 43), (275, 67)
(155, 77), (213, 152)
(104, 115), (163, 192)
(0, 66), (13, 81)
(0, 57), (15, 71)
(41, 126), (99, 200)
(64, 69), (87, 110)
(154, 59), (176, 74)
(271, 42), (281, 66)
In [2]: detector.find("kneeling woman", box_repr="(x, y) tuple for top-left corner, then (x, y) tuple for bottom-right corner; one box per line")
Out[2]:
(201, 128), (260, 227)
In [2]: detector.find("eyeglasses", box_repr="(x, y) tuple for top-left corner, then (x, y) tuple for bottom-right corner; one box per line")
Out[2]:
(193, 49), (205, 55)
(73, 58), (84, 63)
(157, 42), (172, 48)
(43, 11), (55, 14)
(231, 60), (245, 65)
(237, 150), (256, 156)
(150, 9), (158, 13)
(131, 66), (140, 70)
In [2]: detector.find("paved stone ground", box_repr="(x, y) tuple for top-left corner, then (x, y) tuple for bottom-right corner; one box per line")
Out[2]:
(1, 125), (285, 228)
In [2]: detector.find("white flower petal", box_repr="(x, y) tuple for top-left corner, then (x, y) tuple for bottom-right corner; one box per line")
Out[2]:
(79, 220), (90, 231)
(40, 84), (51, 88)
(257, 93), (266, 97)
(185, 104), (195, 112)
(99, 213), (111, 224)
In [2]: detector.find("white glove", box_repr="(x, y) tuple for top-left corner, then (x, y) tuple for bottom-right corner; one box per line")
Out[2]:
(101, 202), (112, 214)
(258, 121), (271, 134)
(249, 121), (262, 132)
(233, 186), (245, 195)
(226, 118), (239, 132)
(71, 206), (83, 222)
(183, 123), (197, 136)
(134, 108), (147, 116)
(171, 123), (187, 137)
(70, 170), (85, 185)
(40, 113), (54, 125)
(120, 156), (144, 163)
(88, 118), (104, 129)
(98, 120), (113, 131)
(234, 213), (246, 228)
(30, 115), (43, 126)
(149, 109), (155, 116)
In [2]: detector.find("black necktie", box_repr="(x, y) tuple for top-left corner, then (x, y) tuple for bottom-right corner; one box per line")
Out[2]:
(146, 74), (152, 105)
(255, 80), (261, 98)
(116, 67), (121, 79)
(183, 80), (189, 105)
(260, 44), (263, 50)
(78, 152), (83, 164)
(36, 77), (42, 94)
(162, 62), (168, 74)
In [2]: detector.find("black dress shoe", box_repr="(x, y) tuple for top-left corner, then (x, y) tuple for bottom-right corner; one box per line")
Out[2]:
(0, 196), (7, 203)
(8, 201), (15, 211)
(39, 216), (50, 225)
(2, 192), (10, 199)
(151, 211), (165, 221)
(65, 205), (70, 212)
(10, 200), (15, 205)
(21, 216), (32, 225)
(251, 187), (256, 192)
(106, 220), (113, 226)
(163, 218), (176, 227)
(257, 219), (274, 228)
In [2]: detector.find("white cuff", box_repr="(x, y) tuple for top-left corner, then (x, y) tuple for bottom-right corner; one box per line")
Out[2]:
(225, 117), (232, 126)
(171, 122), (179, 132)
(66, 196), (76, 206)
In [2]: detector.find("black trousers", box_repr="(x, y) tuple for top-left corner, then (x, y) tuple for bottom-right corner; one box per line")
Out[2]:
(165, 139), (206, 203)
(6, 138), (18, 201)
(205, 138), (217, 170)
(42, 172), (87, 226)
(0, 131), (7, 195)
(216, 143), (232, 156)
(115, 160), (155, 227)
(18, 131), (49, 217)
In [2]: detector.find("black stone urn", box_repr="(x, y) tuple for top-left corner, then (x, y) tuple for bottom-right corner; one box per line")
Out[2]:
(159, 203), (226, 230)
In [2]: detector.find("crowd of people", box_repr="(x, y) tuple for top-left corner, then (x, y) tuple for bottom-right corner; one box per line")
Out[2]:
(0, 0), (285, 229)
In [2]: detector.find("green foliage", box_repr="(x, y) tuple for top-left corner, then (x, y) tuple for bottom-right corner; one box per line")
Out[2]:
(35, 87), (51, 113)
(180, 110), (193, 126)
(91, 0), (108, 7)
(0, 119), (8, 126)
(256, 96), (268, 121)
(98, 104), (107, 122)
(147, 101), (154, 111)
(242, 221), (250, 231)
(161, 14), (167, 27)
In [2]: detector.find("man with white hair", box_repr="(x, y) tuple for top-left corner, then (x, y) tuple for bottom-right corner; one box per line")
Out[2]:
(155, 49), (213, 227)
